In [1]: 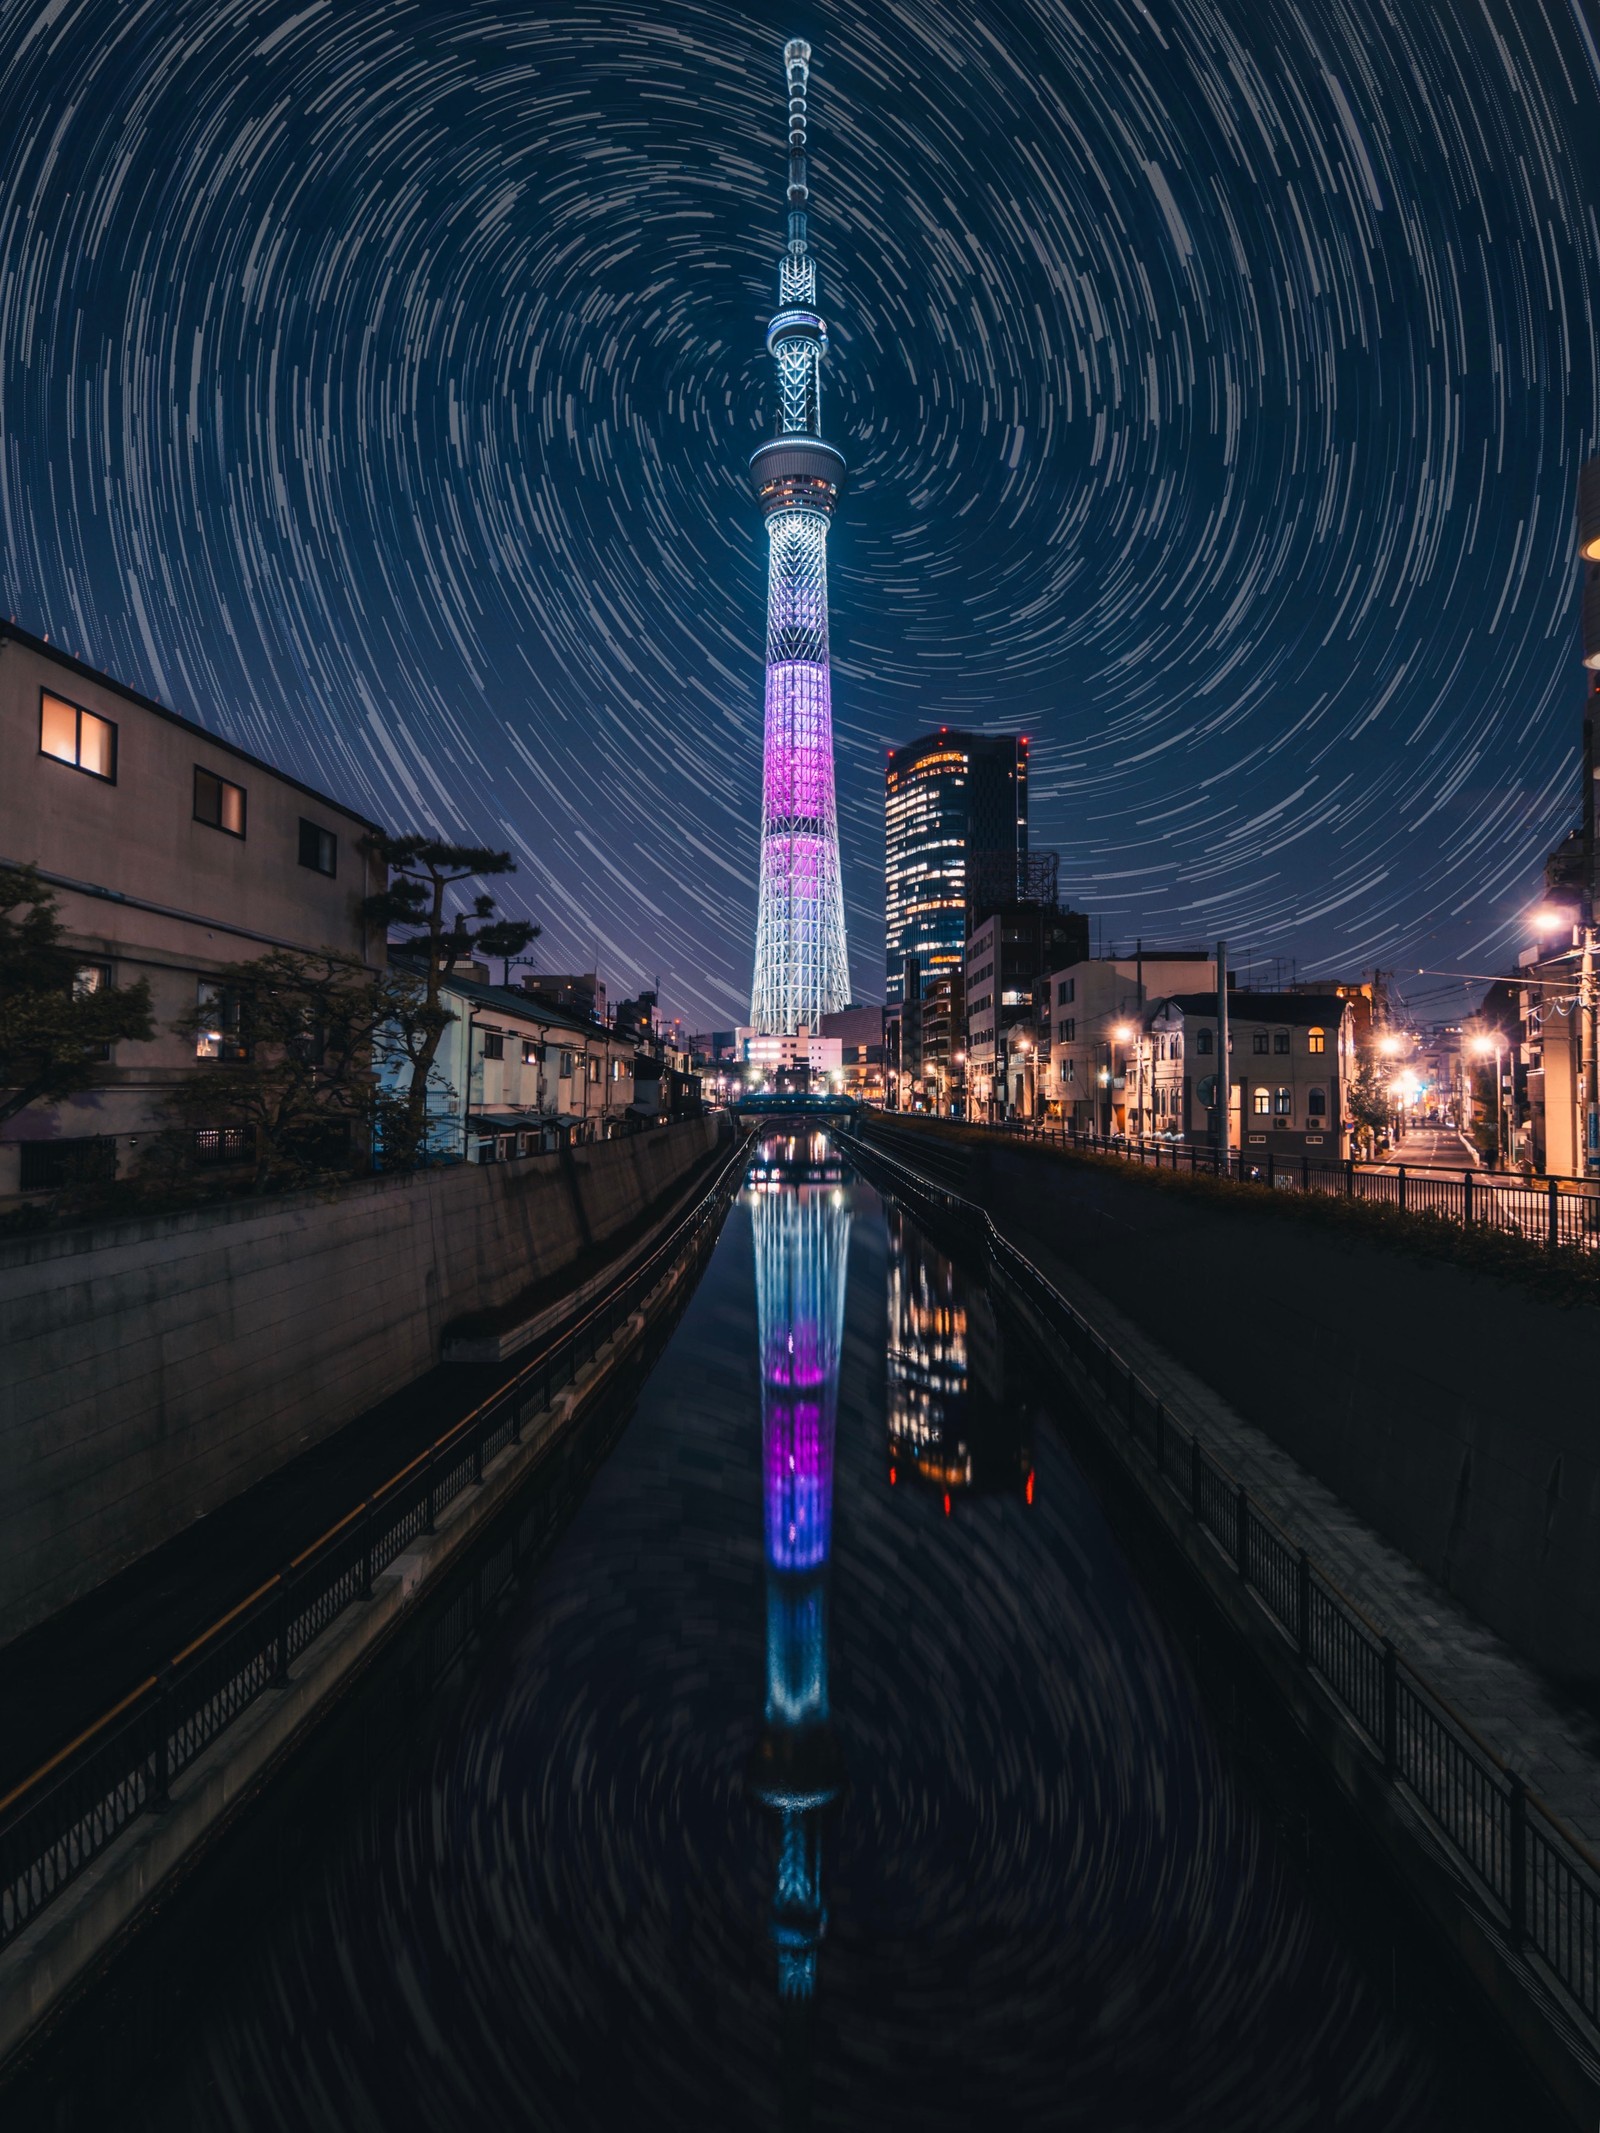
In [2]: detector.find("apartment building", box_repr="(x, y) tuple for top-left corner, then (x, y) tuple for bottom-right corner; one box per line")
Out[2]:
(1126, 992), (1355, 1158)
(0, 623), (385, 1195)
(413, 968), (638, 1159)
(965, 903), (1089, 1118)
(1044, 951), (1218, 1133)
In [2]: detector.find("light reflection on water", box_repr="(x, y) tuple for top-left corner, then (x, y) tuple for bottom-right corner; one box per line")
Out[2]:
(8, 1133), (1535, 2130)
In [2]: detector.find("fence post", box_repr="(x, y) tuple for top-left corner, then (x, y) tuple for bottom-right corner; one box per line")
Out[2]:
(1154, 1398), (1166, 1472)
(1301, 1153), (1309, 1189)
(1397, 1165), (1407, 1213)
(1235, 1483), (1249, 1580)
(1462, 1168), (1472, 1229)
(1266, 1150), (1275, 1190)
(1508, 1774), (1527, 1948)
(1296, 1550), (1312, 1663)
(150, 1665), (173, 1810)
(1382, 1640), (1399, 1777)
(423, 1449), (436, 1535)
(1189, 1434), (1202, 1519)
(359, 1500), (373, 1600)
(1547, 1175), (1558, 1256)
(1345, 1157), (1354, 1197)
(272, 1569), (292, 1688)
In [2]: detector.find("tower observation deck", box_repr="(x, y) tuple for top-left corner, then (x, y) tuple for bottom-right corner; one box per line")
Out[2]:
(749, 39), (850, 1035)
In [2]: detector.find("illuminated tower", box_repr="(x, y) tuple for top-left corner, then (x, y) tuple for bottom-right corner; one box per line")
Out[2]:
(749, 39), (849, 1035)
(749, 1160), (849, 2021)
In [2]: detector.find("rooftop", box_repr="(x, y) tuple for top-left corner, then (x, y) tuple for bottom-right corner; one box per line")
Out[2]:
(1, 618), (382, 832)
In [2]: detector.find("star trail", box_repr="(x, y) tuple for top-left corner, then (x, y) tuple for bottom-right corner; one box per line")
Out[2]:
(3, 0), (1599, 1022)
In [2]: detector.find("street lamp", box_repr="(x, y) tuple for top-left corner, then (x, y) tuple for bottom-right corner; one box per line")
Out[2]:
(1111, 1021), (1134, 1138)
(1470, 1030), (1507, 1168)
(1527, 905), (1599, 1175)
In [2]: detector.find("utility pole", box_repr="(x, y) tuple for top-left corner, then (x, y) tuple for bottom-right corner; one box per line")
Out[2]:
(1582, 922), (1599, 1174)
(1215, 937), (1230, 1169)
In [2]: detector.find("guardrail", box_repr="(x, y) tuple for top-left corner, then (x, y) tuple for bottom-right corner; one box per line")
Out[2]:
(0, 1131), (752, 1953)
(841, 1127), (1600, 2040)
(883, 1113), (1600, 1254)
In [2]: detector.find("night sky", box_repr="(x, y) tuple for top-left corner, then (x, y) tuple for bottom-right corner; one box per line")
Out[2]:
(3, 0), (1600, 1026)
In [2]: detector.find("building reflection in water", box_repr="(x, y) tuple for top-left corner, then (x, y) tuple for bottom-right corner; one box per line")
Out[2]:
(746, 1133), (850, 2124)
(886, 1205), (1032, 1510)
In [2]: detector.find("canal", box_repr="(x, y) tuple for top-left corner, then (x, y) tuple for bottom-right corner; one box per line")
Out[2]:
(7, 1134), (1552, 2128)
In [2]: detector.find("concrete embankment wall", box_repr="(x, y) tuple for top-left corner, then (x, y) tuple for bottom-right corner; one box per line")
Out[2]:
(0, 1118), (721, 1645)
(870, 1122), (1600, 1690)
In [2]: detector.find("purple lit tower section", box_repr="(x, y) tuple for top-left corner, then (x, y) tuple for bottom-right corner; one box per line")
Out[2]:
(750, 1165), (850, 2008)
(748, 40), (849, 1035)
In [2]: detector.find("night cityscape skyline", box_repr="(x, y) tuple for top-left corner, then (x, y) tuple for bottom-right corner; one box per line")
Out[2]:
(7, 12), (1600, 2126)
(4, 1), (1600, 1027)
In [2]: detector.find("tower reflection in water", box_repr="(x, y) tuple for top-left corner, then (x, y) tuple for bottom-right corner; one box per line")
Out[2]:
(747, 1133), (849, 2118)
(886, 1205), (1032, 1509)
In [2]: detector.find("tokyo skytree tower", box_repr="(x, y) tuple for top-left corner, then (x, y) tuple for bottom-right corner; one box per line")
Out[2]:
(748, 39), (849, 1034)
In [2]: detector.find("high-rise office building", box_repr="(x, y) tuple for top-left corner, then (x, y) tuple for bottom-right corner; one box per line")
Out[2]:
(884, 730), (1029, 1005)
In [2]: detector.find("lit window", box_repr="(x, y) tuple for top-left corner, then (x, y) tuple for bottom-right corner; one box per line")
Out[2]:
(298, 819), (337, 875)
(1253, 1087), (1271, 1115)
(195, 979), (249, 1061)
(74, 961), (113, 1061)
(40, 692), (117, 781)
(522, 1039), (539, 1065)
(1274, 1085), (1291, 1114)
(1307, 1026), (1326, 1054)
(194, 766), (246, 837)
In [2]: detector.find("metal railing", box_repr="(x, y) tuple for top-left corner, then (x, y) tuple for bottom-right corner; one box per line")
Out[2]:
(0, 1132), (751, 1953)
(884, 1113), (1600, 1254)
(842, 1127), (1600, 2038)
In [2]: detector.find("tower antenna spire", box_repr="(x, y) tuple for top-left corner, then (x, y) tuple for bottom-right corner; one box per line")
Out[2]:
(784, 38), (811, 260)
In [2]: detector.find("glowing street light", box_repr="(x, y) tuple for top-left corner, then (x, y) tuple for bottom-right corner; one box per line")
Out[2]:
(1470, 1029), (1509, 1168)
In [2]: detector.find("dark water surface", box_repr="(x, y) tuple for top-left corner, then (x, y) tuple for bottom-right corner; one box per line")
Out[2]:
(10, 1141), (1544, 2129)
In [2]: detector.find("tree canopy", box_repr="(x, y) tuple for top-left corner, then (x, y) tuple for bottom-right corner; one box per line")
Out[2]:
(0, 865), (154, 1129)
(359, 833), (540, 1154)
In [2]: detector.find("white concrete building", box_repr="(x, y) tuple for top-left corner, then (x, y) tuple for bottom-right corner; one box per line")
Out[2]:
(411, 968), (639, 1161)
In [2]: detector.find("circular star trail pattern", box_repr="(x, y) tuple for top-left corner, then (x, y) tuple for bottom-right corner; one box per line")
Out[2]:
(31, 1181), (1488, 2128)
(3, 0), (1600, 1019)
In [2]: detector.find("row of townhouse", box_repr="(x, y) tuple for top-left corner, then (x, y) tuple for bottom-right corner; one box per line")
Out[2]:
(413, 963), (638, 1163)
(0, 623), (652, 1198)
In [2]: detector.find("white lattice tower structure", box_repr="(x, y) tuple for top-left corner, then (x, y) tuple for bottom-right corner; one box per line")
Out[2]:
(748, 39), (849, 1034)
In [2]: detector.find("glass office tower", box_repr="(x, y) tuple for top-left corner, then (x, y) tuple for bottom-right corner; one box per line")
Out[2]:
(884, 731), (1029, 1005)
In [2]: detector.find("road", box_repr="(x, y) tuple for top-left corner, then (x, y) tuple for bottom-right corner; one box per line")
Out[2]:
(1379, 1126), (1480, 1168)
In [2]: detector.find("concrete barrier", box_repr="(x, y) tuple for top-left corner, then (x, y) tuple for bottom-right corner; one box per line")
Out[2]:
(0, 1118), (721, 1645)
(869, 1120), (1600, 1692)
